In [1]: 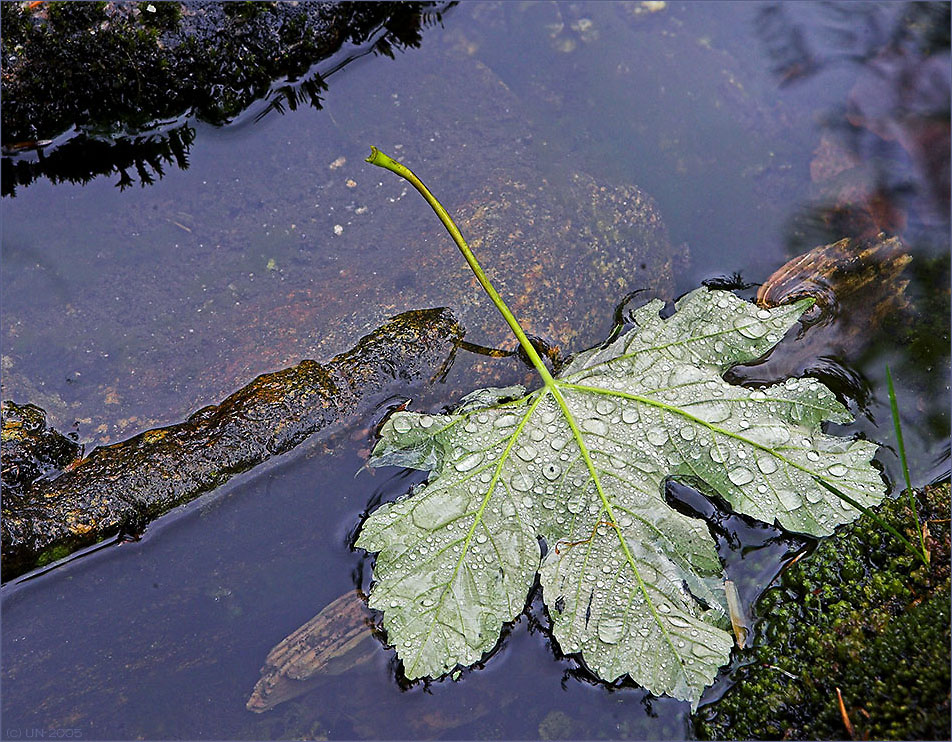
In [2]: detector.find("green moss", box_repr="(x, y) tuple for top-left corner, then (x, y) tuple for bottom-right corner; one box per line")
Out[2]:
(222, 1), (273, 21)
(136, 2), (182, 32)
(45, 1), (108, 32)
(696, 483), (950, 741)
(34, 543), (73, 568)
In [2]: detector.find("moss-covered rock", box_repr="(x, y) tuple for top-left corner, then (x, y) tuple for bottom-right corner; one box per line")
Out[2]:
(696, 482), (950, 740)
(0, 401), (81, 499)
(1, 308), (462, 580)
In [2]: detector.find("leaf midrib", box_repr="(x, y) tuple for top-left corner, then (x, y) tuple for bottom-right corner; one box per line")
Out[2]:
(404, 390), (547, 677)
(559, 381), (864, 495)
(545, 379), (692, 677)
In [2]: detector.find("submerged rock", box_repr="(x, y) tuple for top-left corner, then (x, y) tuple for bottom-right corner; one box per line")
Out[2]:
(1, 308), (462, 580)
(247, 590), (377, 713)
(1, 36), (685, 449)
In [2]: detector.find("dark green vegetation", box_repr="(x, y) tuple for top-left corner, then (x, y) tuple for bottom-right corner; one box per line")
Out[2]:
(0, 1), (448, 194)
(696, 482), (951, 741)
(1, 309), (462, 580)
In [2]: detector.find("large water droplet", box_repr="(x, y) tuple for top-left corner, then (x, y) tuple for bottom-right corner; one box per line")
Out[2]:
(391, 416), (412, 434)
(728, 466), (754, 486)
(566, 491), (585, 514)
(597, 617), (625, 645)
(679, 426), (697, 441)
(692, 643), (718, 659)
(412, 491), (469, 529)
(646, 427), (668, 446)
(543, 462), (562, 481)
(806, 450), (820, 462)
(595, 399), (616, 415)
(510, 473), (532, 492)
(667, 615), (692, 629)
(828, 463), (848, 477)
(494, 413), (520, 429)
(516, 444), (538, 462)
(756, 424), (791, 446)
(696, 400), (732, 423)
(419, 415), (434, 429)
(582, 418), (609, 436)
(622, 407), (639, 425)
(455, 452), (484, 472)
(777, 489), (800, 510)
(756, 455), (778, 474)
(710, 447), (726, 464)
(734, 316), (768, 338)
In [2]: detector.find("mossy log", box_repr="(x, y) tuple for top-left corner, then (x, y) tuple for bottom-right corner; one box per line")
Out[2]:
(1, 308), (462, 580)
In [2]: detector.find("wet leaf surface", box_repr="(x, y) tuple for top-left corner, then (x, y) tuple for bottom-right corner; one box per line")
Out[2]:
(357, 288), (886, 707)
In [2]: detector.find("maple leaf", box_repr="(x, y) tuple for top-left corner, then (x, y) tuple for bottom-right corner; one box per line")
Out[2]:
(354, 149), (886, 708)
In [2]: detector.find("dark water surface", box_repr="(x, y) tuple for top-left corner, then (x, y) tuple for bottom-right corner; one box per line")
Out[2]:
(2, 2), (949, 739)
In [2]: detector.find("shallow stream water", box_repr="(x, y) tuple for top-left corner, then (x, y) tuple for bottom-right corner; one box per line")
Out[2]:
(2, 2), (949, 739)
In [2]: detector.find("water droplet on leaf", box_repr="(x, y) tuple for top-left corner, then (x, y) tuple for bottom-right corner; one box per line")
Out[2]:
(543, 463), (562, 480)
(455, 452), (483, 472)
(392, 416), (412, 434)
(728, 467), (754, 486)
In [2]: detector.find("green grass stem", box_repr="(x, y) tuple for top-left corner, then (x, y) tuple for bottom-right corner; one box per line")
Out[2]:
(885, 364), (928, 563)
(813, 477), (928, 566)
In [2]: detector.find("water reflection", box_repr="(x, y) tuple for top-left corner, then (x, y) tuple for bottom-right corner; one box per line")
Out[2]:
(0, 2), (452, 196)
(1, 125), (196, 197)
(756, 0), (950, 234)
(748, 0), (950, 482)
